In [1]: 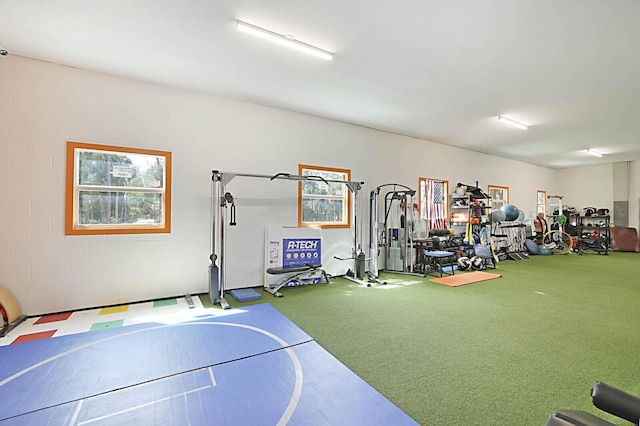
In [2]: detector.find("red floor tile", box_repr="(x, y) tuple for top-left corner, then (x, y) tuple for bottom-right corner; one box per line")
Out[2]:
(34, 312), (73, 325)
(11, 330), (57, 344)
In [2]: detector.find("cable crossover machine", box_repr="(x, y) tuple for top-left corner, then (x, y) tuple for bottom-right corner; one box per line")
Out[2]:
(209, 170), (364, 309)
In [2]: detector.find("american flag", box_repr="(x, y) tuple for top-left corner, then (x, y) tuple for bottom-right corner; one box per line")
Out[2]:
(426, 180), (446, 229)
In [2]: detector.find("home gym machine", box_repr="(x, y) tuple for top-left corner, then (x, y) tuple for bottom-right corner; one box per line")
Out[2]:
(369, 184), (418, 280)
(209, 170), (365, 308)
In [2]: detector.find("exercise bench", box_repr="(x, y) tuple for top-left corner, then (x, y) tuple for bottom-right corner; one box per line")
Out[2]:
(544, 381), (640, 425)
(423, 250), (456, 277)
(265, 264), (330, 297)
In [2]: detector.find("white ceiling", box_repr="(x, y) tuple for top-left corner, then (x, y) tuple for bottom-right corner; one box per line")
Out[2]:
(1, 0), (640, 169)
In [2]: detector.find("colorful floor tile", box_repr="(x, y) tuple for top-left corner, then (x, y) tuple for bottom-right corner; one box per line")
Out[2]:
(100, 305), (129, 315)
(153, 298), (178, 308)
(90, 319), (125, 331)
(33, 312), (73, 325)
(11, 330), (57, 344)
(0, 295), (210, 347)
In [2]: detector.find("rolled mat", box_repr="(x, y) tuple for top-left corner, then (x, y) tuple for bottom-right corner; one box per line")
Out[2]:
(0, 284), (22, 324)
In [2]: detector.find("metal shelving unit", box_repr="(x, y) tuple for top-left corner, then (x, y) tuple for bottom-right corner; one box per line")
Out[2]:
(575, 215), (610, 255)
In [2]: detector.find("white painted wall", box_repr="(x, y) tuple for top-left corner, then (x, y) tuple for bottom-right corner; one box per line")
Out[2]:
(0, 55), (592, 315)
(556, 164), (614, 217)
(632, 162), (640, 228)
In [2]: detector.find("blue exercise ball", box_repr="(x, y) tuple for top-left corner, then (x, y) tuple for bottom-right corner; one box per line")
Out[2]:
(501, 204), (520, 221)
(538, 245), (552, 256)
(491, 209), (506, 222)
(517, 210), (525, 221)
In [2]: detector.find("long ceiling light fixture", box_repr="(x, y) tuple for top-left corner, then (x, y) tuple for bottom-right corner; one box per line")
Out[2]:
(497, 115), (528, 130)
(236, 20), (333, 61)
(586, 149), (603, 157)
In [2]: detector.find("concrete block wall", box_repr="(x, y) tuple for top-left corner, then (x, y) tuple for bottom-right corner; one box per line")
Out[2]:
(1, 55), (566, 314)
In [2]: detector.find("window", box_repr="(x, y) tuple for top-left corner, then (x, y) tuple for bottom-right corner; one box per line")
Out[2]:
(537, 190), (547, 215)
(65, 141), (172, 235)
(298, 164), (351, 228)
(419, 178), (448, 229)
(488, 185), (509, 210)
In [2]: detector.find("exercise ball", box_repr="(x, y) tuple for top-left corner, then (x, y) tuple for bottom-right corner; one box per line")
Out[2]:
(538, 245), (552, 256)
(517, 210), (525, 221)
(491, 209), (506, 222)
(501, 204), (520, 221)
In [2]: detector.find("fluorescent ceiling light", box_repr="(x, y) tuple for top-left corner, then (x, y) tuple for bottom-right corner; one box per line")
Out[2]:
(497, 115), (528, 130)
(236, 20), (333, 61)
(586, 149), (603, 157)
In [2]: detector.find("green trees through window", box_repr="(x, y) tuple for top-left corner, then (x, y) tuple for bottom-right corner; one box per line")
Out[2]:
(298, 164), (350, 229)
(66, 142), (172, 235)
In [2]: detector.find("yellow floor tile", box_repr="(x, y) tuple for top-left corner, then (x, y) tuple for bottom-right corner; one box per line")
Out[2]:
(99, 305), (129, 315)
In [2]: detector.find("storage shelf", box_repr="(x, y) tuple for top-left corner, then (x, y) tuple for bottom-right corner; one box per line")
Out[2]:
(575, 215), (610, 255)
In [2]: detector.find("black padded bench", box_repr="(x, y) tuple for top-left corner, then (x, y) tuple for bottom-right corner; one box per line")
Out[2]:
(265, 264), (330, 297)
(544, 381), (640, 426)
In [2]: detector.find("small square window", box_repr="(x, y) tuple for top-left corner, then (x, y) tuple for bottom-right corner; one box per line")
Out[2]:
(298, 164), (351, 229)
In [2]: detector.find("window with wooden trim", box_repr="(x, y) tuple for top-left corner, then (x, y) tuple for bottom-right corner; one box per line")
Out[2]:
(65, 141), (172, 235)
(298, 164), (351, 228)
(537, 190), (547, 215)
(488, 185), (509, 211)
(419, 178), (449, 229)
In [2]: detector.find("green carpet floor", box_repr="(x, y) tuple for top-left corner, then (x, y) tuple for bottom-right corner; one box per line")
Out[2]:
(214, 251), (640, 425)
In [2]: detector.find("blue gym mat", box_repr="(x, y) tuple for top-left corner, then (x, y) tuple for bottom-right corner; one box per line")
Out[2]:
(0, 304), (417, 425)
(230, 288), (262, 302)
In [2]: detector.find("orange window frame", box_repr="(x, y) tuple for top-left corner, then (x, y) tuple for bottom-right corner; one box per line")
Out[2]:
(537, 190), (547, 215)
(298, 164), (351, 229)
(65, 141), (172, 235)
(488, 185), (509, 209)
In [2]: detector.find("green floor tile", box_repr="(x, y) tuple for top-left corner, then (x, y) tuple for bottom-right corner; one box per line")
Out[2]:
(90, 319), (125, 331)
(153, 298), (178, 308)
